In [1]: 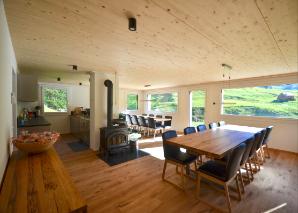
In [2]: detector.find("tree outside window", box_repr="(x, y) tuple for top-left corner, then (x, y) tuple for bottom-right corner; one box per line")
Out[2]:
(127, 94), (138, 110)
(42, 86), (68, 113)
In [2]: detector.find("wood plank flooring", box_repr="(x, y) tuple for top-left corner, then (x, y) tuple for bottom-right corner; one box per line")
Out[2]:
(54, 134), (298, 213)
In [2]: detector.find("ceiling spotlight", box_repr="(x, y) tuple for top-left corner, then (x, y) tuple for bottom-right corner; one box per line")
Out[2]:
(68, 65), (78, 71)
(144, 84), (151, 87)
(57, 77), (61, 81)
(79, 82), (82, 85)
(128, 17), (137, 31)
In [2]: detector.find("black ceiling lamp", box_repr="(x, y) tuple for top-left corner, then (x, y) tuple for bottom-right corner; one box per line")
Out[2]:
(57, 77), (61, 81)
(68, 64), (78, 71)
(128, 17), (137, 31)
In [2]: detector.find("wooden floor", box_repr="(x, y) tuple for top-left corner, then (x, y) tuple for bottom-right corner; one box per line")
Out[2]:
(54, 134), (298, 213)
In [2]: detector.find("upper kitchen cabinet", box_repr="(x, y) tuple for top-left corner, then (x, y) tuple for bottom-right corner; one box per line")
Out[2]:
(17, 74), (38, 102)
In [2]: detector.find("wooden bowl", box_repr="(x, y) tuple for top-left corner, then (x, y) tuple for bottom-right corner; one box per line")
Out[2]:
(12, 132), (60, 154)
(13, 140), (56, 154)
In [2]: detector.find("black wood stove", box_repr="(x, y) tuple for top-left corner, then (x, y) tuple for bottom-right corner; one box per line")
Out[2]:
(99, 80), (133, 157)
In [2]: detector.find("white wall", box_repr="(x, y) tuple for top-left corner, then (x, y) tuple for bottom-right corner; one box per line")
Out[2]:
(141, 73), (298, 153)
(0, 0), (18, 182)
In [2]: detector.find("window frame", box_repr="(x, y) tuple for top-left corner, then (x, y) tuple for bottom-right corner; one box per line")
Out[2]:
(41, 84), (69, 115)
(147, 91), (179, 113)
(126, 93), (139, 111)
(220, 83), (298, 120)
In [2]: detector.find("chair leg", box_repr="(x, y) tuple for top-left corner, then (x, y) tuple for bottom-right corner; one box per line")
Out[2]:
(235, 175), (242, 201)
(244, 163), (251, 183)
(176, 165), (179, 174)
(266, 144), (271, 158)
(238, 170), (245, 194)
(196, 174), (201, 198)
(180, 165), (185, 189)
(261, 146), (265, 163)
(224, 183), (232, 213)
(248, 159), (254, 180)
(162, 160), (167, 180)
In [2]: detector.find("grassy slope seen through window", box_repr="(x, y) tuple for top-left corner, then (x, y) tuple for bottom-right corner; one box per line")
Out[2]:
(127, 94), (138, 110)
(192, 90), (206, 126)
(150, 93), (178, 112)
(223, 84), (298, 119)
(43, 87), (67, 112)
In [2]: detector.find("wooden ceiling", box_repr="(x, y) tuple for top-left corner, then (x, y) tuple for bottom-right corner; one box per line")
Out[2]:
(5, 0), (298, 89)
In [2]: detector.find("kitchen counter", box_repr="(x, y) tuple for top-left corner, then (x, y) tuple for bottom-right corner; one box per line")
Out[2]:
(17, 116), (51, 128)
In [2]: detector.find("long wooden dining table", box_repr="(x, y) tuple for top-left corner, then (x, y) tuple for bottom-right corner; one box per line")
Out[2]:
(166, 125), (263, 159)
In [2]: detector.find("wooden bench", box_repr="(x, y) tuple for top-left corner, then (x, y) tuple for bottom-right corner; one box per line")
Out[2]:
(0, 147), (87, 213)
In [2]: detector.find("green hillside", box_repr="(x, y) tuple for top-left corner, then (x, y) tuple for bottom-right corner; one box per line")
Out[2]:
(223, 86), (298, 119)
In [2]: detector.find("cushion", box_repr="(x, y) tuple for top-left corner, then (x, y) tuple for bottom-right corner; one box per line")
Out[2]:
(198, 160), (227, 181)
(166, 152), (197, 165)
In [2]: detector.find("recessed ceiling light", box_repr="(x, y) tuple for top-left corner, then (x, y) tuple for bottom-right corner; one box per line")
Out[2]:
(128, 17), (137, 31)
(144, 84), (151, 87)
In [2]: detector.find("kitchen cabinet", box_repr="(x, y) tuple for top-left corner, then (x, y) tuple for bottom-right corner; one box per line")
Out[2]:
(70, 116), (90, 145)
(17, 74), (38, 102)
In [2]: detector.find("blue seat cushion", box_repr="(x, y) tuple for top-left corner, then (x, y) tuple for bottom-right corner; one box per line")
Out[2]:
(198, 160), (227, 181)
(166, 152), (197, 165)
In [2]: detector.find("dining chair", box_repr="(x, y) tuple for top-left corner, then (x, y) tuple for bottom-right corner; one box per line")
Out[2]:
(246, 131), (265, 180)
(149, 114), (154, 117)
(163, 116), (172, 130)
(162, 130), (197, 189)
(128, 114), (136, 130)
(262, 126), (273, 159)
(155, 115), (162, 126)
(196, 143), (246, 213)
(148, 117), (163, 138)
(132, 115), (140, 132)
(218, 121), (226, 126)
(138, 116), (148, 135)
(184, 127), (203, 164)
(183, 127), (196, 135)
(238, 137), (255, 191)
(142, 113), (147, 116)
(125, 114), (132, 127)
(197, 124), (207, 132)
(209, 122), (218, 129)
(254, 129), (267, 167)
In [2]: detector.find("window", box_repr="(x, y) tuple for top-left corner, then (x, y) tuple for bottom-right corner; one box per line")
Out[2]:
(148, 92), (178, 112)
(222, 83), (298, 119)
(190, 90), (206, 126)
(127, 94), (138, 110)
(42, 86), (68, 113)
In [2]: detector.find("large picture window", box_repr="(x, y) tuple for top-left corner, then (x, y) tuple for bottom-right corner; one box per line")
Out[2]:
(148, 92), (178, 112)
(127, 94), (138, 110)
(222, 83), (298, 119)
(42, 86), (68, 113)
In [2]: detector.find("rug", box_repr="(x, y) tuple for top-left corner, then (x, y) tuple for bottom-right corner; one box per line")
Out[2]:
(99, 148), (149, 166)
(68, 141), (89, 152)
